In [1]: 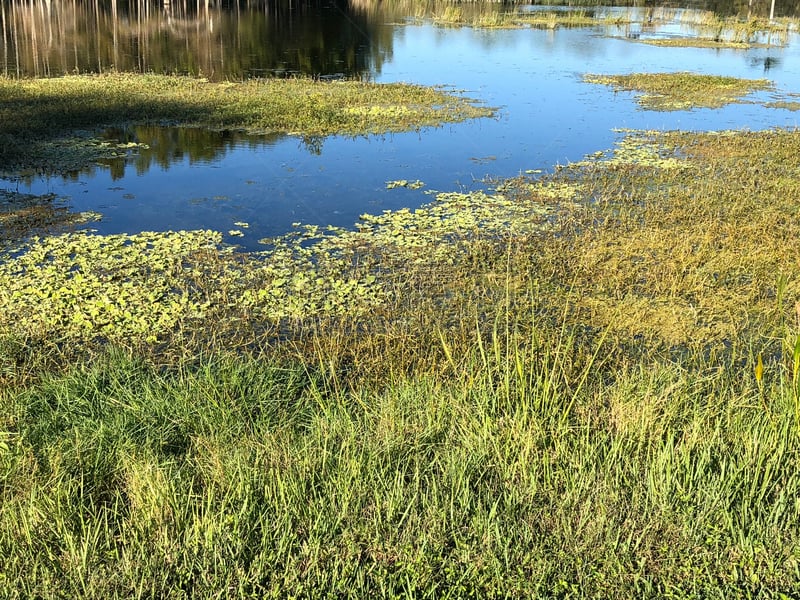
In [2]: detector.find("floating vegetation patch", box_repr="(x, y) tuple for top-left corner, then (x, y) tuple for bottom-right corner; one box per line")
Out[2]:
(765, 100), (800, 111)
(571, 130), (690, 171)
(386, 179), (425, 190)
(636, 37), (769, 49)
(244, 190), (551, 318)
(0, 188), (552, 351)
(0, 135), (149, 179)
(0, 230), (223, 344)
(0, 74), (494, 175)
(583, 72), (773, 111)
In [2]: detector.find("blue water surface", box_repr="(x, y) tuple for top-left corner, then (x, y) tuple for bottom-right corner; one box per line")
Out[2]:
(13, 13), (800, 250)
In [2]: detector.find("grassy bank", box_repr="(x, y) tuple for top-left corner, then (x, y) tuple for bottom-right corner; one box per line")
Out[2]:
(3, 126), (800, 596)
(2, 335), (799, 598)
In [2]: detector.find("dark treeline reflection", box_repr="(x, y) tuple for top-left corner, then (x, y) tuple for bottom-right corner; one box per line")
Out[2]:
(109, 125), (286, 179)
(0, 0), (395, 79)
(91, 125), (286, 180)
(3, 0), (799, 81)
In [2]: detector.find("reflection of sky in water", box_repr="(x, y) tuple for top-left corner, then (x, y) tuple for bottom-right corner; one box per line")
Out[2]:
(14, 23), (800, 251)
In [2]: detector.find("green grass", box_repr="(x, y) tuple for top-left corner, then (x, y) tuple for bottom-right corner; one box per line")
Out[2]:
(5, 72), (800, 595)
(0, 73), (492, 174)
(2, 330), (800, 597)
(584, 72), (773, 110)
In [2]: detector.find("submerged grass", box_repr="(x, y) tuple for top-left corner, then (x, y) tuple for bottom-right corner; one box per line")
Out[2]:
(584, 72), (773, 110)
(0, 73), (492, 175)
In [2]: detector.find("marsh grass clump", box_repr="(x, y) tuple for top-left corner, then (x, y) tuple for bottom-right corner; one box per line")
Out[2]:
(637, 37), (767, 49)
(509, 128), (800, 362)
(584, 72), (773, 110)
(0, 73), (493, 175)
(631, 14), (791, 48)
(517, 9), (630, 30)
(429, 6), (631, 30)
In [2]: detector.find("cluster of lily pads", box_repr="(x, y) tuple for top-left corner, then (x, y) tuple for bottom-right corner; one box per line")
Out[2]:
(0, 186), (558, 347)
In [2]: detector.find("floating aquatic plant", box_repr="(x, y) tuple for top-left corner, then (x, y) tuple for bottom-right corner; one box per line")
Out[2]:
(0, 185), (554, 347)
(0, 230), (222, 343)
(386, 179), (425, 190)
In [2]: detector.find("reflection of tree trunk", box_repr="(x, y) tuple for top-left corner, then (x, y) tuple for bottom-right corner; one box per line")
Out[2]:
(112, 0), (118, 68)
(1, 3), (7, 76)
(72, 0), (79, 73)
(29, 0), (41, 76)
(94, 0), (102, 71)
(0, 0), (386, 80)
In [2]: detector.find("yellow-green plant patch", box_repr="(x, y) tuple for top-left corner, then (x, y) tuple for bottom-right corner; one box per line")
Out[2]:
(570, 130), (691, 171)
(765, 100), (800, 111)
(0, 186), (553, 352)
(517, 10), (631, 30)
(584, 72), (773, 110)
(386, 179), (425, 190)
(514, 127), (800, 353)
(637, 37), (768, 49)
(430, 7), (631, 30)
(0, 230), (223, 344)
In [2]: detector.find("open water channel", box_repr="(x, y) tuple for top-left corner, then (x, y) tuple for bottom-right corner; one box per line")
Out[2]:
(4, 0), (800, 250)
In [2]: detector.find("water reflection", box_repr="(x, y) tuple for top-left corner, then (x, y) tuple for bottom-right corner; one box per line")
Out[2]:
(5, 1), (800, 251)
(0, 0), (394, 79)
(99, 125), (286, 180)
(4, 0), (795, 81)
(749, 55), (781, 70)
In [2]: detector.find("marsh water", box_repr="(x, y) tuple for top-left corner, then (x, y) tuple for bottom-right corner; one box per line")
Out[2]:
(4, 0), (800, 250)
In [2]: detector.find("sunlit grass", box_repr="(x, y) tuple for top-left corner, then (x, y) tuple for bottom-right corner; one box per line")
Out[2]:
(0, 73), (493, 174)
(584, 72), (773, 110)
(428, 6), (631, 29)
(2, 308), (800, 597)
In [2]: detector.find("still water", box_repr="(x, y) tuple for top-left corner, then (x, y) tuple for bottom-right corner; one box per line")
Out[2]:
(4, 1), (800, 250)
